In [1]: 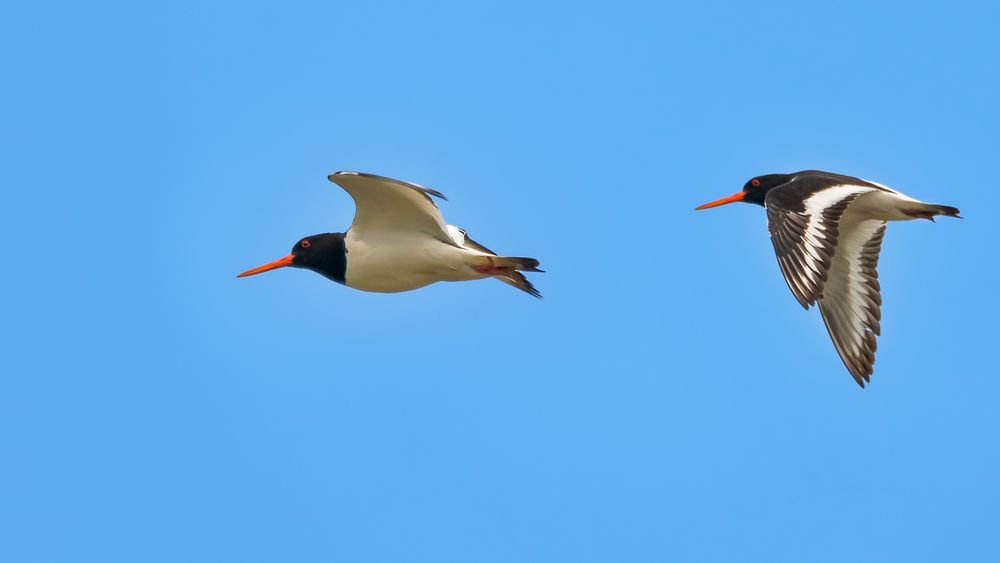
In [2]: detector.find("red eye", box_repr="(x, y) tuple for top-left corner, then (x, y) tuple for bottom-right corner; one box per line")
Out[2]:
(751, 178), (761, 187)
(300, 240), (311, 248)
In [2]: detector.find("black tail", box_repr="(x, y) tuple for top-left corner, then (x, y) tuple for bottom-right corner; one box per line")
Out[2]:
(905, 203), (962, 221)
(499, 257), (544, 273)
(479, 256), (544, 298)
(931, 204), (962, 218)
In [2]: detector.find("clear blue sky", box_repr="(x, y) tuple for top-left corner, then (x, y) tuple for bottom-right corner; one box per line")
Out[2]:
(3, 1), (998, 561)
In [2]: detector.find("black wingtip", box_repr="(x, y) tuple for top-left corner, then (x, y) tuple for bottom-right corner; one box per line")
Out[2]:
(517, 281), (543, 299)
(498, 272), (542, 298)
(852, 375), (867, 389)
(521, 279), (543, 299)
(424, 188), (448, 201)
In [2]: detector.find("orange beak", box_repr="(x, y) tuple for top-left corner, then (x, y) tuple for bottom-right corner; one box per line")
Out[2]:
(694, 191), (745, 210)
(237, 254), (295, 278)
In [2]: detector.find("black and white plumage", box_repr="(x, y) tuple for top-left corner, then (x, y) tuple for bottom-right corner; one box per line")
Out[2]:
(238, 171), (543, 297)
(696, 170), (960, 387)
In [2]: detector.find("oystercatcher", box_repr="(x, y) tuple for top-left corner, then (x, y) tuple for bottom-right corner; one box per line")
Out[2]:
(695, 170), (960, 387)
(238, 172), (543, 297)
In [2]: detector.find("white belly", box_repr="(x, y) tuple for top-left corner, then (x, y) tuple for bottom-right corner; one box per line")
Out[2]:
(344, 231), (487, 293)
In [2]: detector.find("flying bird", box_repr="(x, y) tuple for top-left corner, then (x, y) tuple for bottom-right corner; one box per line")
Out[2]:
(238, 172), (543, 297)
(695, 170), (960, 387)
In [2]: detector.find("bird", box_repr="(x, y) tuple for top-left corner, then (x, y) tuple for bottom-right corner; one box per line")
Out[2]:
(695, 170), (960, 387)
(238, 171), (543, 297)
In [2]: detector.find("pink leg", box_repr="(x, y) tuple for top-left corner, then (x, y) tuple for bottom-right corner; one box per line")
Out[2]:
(472, 257), (514, 275)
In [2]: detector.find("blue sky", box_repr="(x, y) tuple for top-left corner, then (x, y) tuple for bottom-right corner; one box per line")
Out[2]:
(3, 1), (999, 561)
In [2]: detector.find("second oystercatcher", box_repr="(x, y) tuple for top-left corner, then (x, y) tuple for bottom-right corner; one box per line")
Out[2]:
(238, 172), (543, 297)
(695, 170), (960, 387)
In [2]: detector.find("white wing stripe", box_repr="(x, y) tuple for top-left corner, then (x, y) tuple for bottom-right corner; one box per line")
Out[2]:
(803, 185), (873, 216)
(766, 184), (874, 309)
(817, 213), (886, 386)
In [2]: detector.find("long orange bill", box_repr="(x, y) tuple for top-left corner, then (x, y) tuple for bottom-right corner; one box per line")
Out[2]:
(237, 254), (295, 278)
(694, 191), (745, 210)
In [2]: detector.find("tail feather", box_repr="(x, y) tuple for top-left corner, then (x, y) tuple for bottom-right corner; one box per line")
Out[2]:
(903, 203), (962, 221)
(931, 204), (962, 218)
(473, 256), (544, 273)
(496, 256), (544, 273)
(471, 255), (544, 298)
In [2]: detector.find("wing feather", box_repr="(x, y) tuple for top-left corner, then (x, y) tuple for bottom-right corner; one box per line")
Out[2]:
(818, 218), (886, 387)
(328, 171), (454, 243)
(753, 175), (906, 386)
(764, 185), (872, 309)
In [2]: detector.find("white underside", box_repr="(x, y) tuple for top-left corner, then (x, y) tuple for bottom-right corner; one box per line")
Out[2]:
(841, 187), (924, 222)
(343, 226), (492, 293)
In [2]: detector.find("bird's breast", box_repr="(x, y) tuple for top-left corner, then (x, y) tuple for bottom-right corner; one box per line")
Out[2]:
(343, 231), (475, 293)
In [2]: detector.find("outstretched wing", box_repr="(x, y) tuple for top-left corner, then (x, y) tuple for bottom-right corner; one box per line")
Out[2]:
(817, 216), (887, 387)
(764, 184), (875, 308)
(328, 171), (454, 243)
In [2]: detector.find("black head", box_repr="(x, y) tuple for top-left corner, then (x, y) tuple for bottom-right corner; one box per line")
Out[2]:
(237, 232), (347, 284)
(695, 173), (794, 209)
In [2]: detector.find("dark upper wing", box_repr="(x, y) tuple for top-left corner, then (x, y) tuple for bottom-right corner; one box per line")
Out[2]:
(792, 170), (897, 193)
(764, 182), (876, 309)
(328, 171), (453, 242)
(817, 215), (887, 387)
